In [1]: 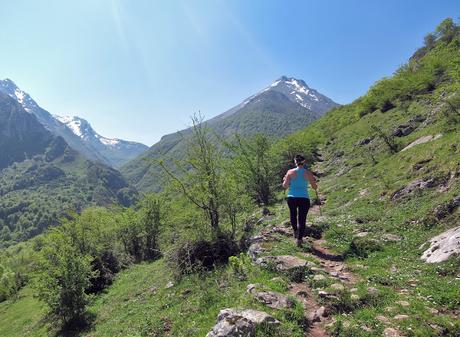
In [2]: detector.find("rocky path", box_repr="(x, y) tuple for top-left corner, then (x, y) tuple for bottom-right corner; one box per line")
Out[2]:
(207, 205), (361, 337)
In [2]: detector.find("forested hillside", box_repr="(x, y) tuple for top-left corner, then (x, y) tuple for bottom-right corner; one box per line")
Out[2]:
(0, 93), (137, 248)
(0, 18), (459, 337)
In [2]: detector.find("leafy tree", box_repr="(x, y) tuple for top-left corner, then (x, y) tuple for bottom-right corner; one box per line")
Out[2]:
(34, 230), (93, 325)
(139, 195), (162, 260)
(160, 115), (226, 237)
(435, 18), (457, 43)
(117, 209), (143, 261)
(225, 133), (276, 205)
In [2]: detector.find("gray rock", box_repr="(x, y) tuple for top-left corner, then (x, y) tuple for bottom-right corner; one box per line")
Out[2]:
(392, 176), (445, 200)
(252, 290), (294, 309)
(420, 225), (460, 263)
(355, 231), (369, 238)
(395, 300), (410, 307)
(308, 306), (328, 323)
(381, 233), (403, 242)
(376, 315), (390, 324)
(255, 255), (307, 272)
(383, 327), (401, 337)
(393, 124), (414, 137)
(433, 196), (460, 220)
(330, 283), (345, 291)
(206, 308), (280, 337)
(401, 134), (442, 152)
(246, 284), (260, 294)
(313, 274), (326, 281)
(367, 287), (379, 296)
(248, 242), (266, 260)
(393, 314), (409, 321)
(270, 225), (293, 237)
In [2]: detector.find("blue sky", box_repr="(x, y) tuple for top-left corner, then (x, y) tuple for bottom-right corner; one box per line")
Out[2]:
(1, 0), (459, 145)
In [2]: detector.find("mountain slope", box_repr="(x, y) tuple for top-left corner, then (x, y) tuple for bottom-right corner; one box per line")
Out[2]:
(0, 79), (148, 167)
(0, 92), (136, 247)
(121, 76), (339, 192)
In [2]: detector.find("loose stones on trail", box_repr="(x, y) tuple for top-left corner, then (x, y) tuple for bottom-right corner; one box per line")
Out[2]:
(247, 284), (294, 309)
(420, 225), (460, 263)
(206, 308), (280, 337)
(308, 306), (328, 323)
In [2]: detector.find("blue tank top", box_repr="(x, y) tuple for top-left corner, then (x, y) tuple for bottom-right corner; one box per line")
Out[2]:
(287, 167), (309, 198)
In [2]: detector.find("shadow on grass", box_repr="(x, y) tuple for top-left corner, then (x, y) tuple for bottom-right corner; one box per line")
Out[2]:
(53, 312), (96, 337)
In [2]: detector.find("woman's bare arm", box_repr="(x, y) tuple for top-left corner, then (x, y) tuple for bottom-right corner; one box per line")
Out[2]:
(282, 172), (290, 189)
(305, 170), (318, 190)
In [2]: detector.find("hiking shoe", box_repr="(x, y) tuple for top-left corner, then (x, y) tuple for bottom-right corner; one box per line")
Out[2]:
(293, 229), (298, 239)
(296, 238), (303, 248)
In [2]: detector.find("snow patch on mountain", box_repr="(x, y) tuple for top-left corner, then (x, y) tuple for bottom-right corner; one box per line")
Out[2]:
(55, 115), (84, 137)
(55, 115), (122, 146)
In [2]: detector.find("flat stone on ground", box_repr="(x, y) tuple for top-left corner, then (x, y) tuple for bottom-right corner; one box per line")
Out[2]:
(383, 327), (401, 337)
(206, 308), (280, 337)
(255, 255), (307, 272)
(313, 274), (326, 281)
(330, 283), (345, 291)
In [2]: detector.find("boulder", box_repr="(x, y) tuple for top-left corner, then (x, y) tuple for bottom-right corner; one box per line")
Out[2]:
(255, 255), (307, 272)
(392, 124), (414, 137)
(420, 226), (460, 263)
(401, 134), (442, 152)
(206, 308), (280, 337)
(248, 287), (294, 309)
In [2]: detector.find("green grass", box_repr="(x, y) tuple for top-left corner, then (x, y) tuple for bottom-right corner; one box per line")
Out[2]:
(0, 287), (47, 337)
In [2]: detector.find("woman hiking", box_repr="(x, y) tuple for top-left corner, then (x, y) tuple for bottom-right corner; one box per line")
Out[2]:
(282, 154), (318, 247)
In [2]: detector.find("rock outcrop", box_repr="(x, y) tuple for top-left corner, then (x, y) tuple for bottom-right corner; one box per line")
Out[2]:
(247, 284), (294, 309)
(255, 255), (307, 273)
(206, 308), (280, 337)
(401, 134), (442, 152)
(420, 226), (460, 263)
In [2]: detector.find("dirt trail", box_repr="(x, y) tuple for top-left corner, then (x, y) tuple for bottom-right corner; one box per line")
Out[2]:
(245, 203), (360, 336)
(285, 205), (358, 336)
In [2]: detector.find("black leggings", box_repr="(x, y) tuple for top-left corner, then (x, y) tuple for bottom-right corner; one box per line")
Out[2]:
(287, 197), (310, 239)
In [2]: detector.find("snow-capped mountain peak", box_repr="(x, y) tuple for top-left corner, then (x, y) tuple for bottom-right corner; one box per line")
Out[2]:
(54, 115), (121, 147)
(0, 78), (148, 167)
(0, 79), (39, 112)
(253, 76), (335, 111)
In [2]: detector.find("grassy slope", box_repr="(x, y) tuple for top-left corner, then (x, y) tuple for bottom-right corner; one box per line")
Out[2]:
(0, 204), (310, 337)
